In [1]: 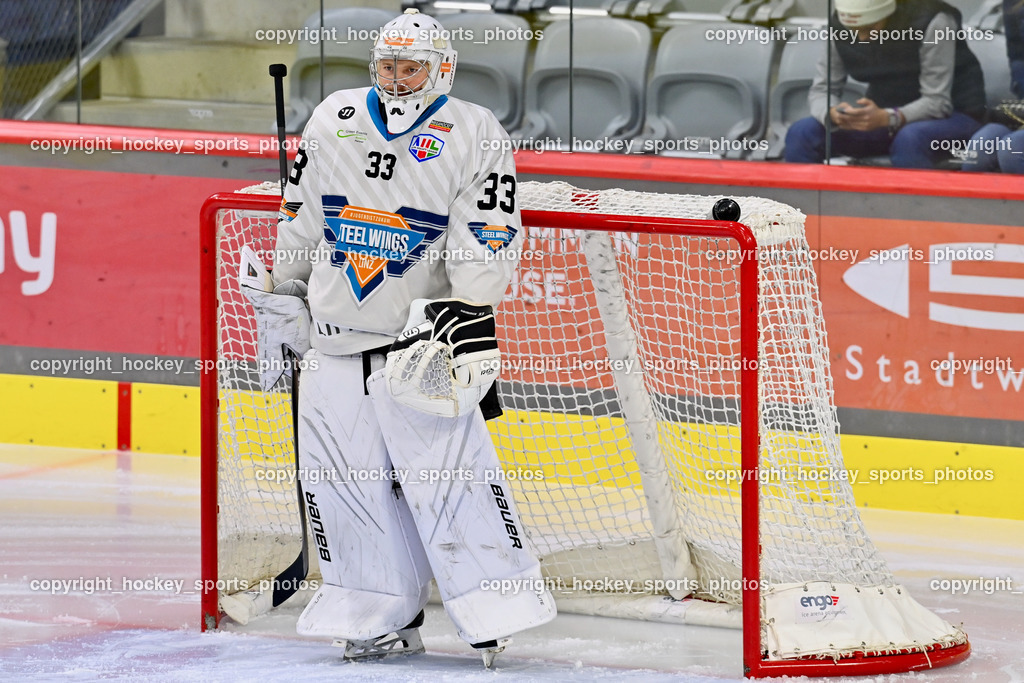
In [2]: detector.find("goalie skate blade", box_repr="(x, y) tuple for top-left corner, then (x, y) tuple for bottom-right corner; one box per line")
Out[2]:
(338, 627), (425, 661)
(472, 637), (510, 669)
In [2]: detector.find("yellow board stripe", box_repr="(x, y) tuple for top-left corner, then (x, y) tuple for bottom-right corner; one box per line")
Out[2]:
(0, 374), (1020, 519)
(130, 382), (201, 456)
(0, 374), (118, 450)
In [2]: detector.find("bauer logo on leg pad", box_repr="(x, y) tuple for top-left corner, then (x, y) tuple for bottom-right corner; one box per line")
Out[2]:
(305, 492), (332, 563)
(490, 484), (522, 549)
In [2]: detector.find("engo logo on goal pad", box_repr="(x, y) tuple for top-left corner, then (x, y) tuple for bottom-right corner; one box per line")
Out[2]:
(842, 242), (1024, 332)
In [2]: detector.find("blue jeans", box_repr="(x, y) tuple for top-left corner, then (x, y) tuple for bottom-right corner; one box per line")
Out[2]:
(784, 112), (983, 169)
(962, 123), (1024, 173)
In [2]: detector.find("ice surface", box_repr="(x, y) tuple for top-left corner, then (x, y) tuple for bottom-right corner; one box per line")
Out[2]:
(1, 444), (1021, 682)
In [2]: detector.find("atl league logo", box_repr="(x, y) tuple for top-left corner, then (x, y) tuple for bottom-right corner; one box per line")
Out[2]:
(408, 134), (443, 162)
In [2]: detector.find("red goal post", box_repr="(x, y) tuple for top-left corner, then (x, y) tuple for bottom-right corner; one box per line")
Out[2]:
(199, 181), (969, 677)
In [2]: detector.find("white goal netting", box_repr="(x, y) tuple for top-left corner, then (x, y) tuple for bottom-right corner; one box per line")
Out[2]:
(203, 180), (966, 668)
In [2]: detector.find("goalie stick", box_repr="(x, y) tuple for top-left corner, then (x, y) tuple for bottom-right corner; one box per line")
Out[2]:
(220, 345), (309, 624)
(269, 63), (289, 194)
(265, 63), (311, 611)
(271, 345), (310, 606)
(220, 67), (311, 624)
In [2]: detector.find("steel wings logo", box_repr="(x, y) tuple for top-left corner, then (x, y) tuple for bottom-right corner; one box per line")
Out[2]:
(321, 196), (446, 303)
(469, 222), (517, 253)
(278, 200), (302, 223)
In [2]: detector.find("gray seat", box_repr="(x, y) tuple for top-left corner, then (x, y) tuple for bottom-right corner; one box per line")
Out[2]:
(787, 0), (828, 19)
(639, 22), (777, 159)
(439, 13), (531, 131)
(764, 37), (867, 159)
(529, 0), (618, 22)
(967, 0), (1005, 30)
(647, 0), (732, 30)
(969, 32), (1013, 105)
(942, 0), (983, 24)
(286, 7), (395, 133)
(722, 0), (796, 24)
(516, 18), (651, 146)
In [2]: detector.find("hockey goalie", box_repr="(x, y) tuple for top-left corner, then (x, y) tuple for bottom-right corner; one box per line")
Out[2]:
(234, 8), (556, 667)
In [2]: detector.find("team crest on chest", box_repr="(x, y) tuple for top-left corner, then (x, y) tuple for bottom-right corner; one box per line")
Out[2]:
(321, 196), (447, 303)
(409, 133), (444, 162)
(469, 222), (517, 253)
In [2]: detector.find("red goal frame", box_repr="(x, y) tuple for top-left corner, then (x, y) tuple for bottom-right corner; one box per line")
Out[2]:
(198, 191), (969, 678)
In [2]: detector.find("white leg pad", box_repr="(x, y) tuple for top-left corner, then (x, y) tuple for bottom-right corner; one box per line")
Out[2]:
(297, 583), (426, 640)
(443, 568), (557, 644)
(295, 350), (431, 639)
(366, 369), (557, 643)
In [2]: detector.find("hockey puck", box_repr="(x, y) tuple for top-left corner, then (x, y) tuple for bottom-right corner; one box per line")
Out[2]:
(712, 198), (742, 222)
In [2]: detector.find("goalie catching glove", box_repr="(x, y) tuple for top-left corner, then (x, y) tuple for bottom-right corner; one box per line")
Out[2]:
(384, 299), (501, 417)
(237, 245), (312, 392)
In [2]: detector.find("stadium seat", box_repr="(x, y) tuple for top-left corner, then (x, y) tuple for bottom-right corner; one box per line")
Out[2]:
(721, 0), (785, 24)
(439, 13), (532, 131)
(638, 22), (777, 159)
(515, 18), (651, 147)
(943, 0), (984, 24)
(786, 0), (829, 20)
(647, 0), (732, 31)
(285, 7), (394, 133)
(969, 31), (1013, 105)
(967, 0), (1005, 30)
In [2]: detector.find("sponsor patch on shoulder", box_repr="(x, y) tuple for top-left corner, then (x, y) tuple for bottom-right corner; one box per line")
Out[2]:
(336, 129), (368, 142)
(428, 119), (453, 132)
(278, 200), (303, 222)
(469, 222), (517, 253)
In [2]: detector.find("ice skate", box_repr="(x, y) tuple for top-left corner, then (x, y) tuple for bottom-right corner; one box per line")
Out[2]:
(472, 637), (510, 668)
(335, 611), (425, 661)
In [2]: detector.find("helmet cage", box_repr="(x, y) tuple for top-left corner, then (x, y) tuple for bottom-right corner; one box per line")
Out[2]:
(369, 49), (445, 102)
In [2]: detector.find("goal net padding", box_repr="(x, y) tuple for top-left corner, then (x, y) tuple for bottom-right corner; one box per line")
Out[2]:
(200, 180), (968, 675)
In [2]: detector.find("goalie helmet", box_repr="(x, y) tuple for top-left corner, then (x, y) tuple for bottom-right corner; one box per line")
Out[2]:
(833, 0), (896, 27)
(370, 9), (457, 135)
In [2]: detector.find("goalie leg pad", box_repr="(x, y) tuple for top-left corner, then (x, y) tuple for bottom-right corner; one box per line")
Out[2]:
(366, 369), (557, 643)
(294, 350), (432, 640)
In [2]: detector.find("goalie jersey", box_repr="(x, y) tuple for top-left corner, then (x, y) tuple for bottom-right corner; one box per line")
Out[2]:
(272, 87), (523, 356)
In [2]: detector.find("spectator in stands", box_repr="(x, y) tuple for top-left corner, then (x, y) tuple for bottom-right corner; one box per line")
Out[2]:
(784, 0), (986, 169)
(963, 0), (1024, 173)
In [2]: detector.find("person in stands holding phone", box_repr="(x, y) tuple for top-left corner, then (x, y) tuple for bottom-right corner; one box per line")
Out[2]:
(784, 0), (986, 169)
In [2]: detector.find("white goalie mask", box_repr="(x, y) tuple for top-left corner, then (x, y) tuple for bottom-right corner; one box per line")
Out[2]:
(370, 9), (457, 135)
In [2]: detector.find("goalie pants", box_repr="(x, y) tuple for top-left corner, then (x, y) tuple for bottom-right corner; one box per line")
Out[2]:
(294, 349), (556, 643)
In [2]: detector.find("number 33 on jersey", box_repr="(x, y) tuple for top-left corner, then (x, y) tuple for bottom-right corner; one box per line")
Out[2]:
(271, 86), (523, 347)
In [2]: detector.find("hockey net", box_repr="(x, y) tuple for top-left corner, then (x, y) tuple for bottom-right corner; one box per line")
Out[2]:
(200, 180), (969, 677)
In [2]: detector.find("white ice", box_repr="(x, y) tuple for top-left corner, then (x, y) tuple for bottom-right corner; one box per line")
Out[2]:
(1, 444), (1022, 682)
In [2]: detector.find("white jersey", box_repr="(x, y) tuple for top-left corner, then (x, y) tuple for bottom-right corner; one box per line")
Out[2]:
(272, 87), (522, 356)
